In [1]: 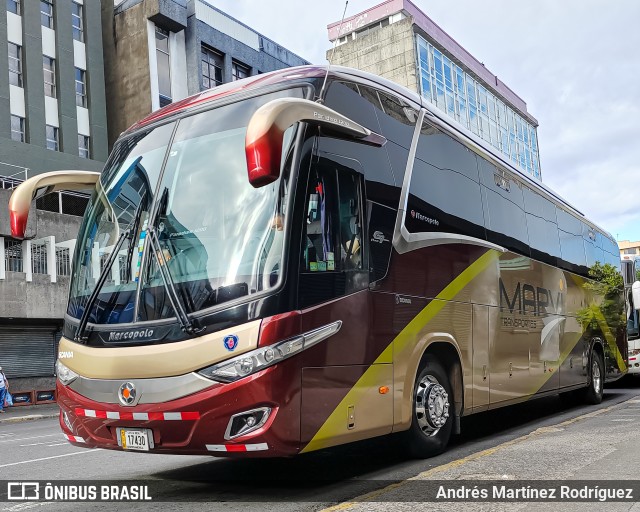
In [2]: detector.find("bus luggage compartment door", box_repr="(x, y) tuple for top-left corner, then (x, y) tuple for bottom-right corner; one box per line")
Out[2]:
(300, 364), (393, 452)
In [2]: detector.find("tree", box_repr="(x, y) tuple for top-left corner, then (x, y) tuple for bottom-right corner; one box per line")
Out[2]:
(576, 262), (624, 334)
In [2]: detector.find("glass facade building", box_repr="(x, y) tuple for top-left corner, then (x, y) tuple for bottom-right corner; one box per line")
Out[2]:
(416, 36), (540, 179)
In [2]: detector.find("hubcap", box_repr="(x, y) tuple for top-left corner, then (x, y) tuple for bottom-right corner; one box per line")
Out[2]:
(592, 359), (601, 394)
(415, 374), (450, 437)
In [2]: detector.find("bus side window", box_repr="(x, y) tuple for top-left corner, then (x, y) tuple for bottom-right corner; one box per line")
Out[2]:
(299, 157), (368, 308)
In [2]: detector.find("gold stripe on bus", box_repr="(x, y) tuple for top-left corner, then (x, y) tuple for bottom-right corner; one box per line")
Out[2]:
(592, 306), (627, 372)
(301, 249), (500, 454)
(568, 274), (626, 373)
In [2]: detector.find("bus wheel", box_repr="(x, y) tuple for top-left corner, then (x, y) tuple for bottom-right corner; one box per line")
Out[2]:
(405, 359), (453, 458)
(583, 350), (604, 405)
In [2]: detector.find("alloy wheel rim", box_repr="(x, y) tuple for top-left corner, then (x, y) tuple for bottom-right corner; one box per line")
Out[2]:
(415, 374), (449, 437)
(592, 359), (601, 394)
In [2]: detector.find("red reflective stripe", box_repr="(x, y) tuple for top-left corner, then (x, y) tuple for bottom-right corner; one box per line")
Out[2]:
(73, 408), (200, 421)
(225, 444), (247, 452)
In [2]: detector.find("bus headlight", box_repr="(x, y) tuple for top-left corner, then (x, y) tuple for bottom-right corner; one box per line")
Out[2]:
(199, 320), (342, 383)
(56, 360), (79, 386)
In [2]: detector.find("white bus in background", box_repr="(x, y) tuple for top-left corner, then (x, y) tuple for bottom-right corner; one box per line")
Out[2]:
(625, 259), (640, 374)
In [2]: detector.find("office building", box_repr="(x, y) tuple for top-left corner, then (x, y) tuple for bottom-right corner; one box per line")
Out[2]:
(103, 0), (309, 149)
(327, 0), (541, 179)
(0, 0), (108, 396)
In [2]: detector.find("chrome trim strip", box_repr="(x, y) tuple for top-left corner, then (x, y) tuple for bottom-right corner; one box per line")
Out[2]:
(224, 407), (272, 440)
(392, 108), (506, 255)
(67, 372), (215, 405)
(397, 226), (506, 254)
(392, 107), (426, 253)
(303, 320), (342, 349)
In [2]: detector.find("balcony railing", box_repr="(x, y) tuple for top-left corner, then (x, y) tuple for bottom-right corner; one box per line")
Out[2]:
(1, 236), (76, 282)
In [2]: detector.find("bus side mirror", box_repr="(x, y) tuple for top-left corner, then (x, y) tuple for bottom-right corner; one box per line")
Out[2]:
(245, 97), (385, 188)
(9, 170), (100, 239)
(632, 281), (640, 311)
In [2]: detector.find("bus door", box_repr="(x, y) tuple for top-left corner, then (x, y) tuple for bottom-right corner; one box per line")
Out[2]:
(297, 152), (393, 450)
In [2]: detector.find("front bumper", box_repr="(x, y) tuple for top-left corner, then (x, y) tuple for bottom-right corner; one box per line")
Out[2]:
(57, 364), (301, 457)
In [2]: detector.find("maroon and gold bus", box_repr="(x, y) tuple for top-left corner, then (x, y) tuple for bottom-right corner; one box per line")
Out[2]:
(9, 66), (626, 458)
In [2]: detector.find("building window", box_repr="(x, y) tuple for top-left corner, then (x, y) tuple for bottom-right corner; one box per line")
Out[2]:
(201, 46), (223, 89)
(75, 68), (87, 107)
(71, 2), (84, 42)
(8, 43), (22, 87)
(416, 35), (541, 179)
(7, 0), (20, 15)
(78, 135), (90, 159)
(43, 56), (56, 97)
(232, 60), (250, 81)
(155, 26), (172, 107)
(10, 115), (25, 142)
(46, 125), (59, 151)
(40, 0), (53, 29)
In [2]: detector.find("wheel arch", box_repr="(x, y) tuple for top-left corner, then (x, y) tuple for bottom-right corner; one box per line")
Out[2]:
(394, 333), (464, 434)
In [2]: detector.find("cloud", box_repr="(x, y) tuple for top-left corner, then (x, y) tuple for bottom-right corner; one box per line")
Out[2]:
(212, 0), (640, 239)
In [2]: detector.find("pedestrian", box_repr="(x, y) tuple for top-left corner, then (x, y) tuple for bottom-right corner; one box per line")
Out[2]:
(0, 366), (9, 412)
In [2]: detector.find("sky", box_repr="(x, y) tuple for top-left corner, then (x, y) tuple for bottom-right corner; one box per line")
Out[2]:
(213, 0), (640, 241)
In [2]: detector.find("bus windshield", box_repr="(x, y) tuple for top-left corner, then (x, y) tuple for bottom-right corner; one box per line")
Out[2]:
(67, 88), (302, 326)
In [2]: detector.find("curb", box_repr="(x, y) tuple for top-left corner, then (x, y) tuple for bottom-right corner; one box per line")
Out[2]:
(0, 413), (59, 425)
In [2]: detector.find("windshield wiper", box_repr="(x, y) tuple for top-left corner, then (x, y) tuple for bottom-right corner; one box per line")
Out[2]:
(74, 227), (133, 342)
(146, 227), (201, 335)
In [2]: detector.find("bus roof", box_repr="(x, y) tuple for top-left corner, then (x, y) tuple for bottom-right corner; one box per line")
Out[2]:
(125, 65), (616, 246)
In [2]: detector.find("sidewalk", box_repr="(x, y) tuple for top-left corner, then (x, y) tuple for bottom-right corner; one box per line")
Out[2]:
(324, 395), (640, 511)
(0, 402), (59, 424)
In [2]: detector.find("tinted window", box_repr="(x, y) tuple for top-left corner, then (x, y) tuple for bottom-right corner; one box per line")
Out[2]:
(556, 208), (587, 271)
(407, 159), (485, 239)
(299, 153), (368, 308)
(478, 158), (529, 255)
(416, 123), (479, 182)
(373, 89), (417, 149)
(582, 223), (604, 268)
(602, 236), (621, 268)
(523, 186), (560, 265)
(325, 81), (381, 134)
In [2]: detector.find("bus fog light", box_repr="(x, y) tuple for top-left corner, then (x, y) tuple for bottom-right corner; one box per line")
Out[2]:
(224, 407), (272, 440)
(237, 358), (254, 376)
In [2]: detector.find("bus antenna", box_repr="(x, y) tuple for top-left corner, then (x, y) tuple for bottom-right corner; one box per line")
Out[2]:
(317, 0), (349, 104)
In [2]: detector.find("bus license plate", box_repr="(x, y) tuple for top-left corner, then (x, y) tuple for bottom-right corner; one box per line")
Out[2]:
(118, 428), (152, 451)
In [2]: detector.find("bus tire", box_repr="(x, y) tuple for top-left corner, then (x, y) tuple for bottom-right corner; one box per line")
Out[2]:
(582, 349), (604, 405)
(405, 359), (453, 458)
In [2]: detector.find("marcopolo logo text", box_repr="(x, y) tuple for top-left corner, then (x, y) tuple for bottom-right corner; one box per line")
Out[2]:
(108, 329), (155, 342)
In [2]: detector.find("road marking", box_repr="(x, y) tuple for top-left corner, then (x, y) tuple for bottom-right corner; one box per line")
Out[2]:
(320, 398), (634, 512)
(18, 442), (49, 447)
(0, 450), (96, 469)
(46, 443), (69, 447)
(0, 434), (58, 445)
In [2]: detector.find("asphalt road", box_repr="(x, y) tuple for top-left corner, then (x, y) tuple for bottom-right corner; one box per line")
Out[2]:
(1, 376), (640, 511)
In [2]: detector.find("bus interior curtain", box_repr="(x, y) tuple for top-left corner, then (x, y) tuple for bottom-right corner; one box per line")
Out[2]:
(320, 179), (333, 259)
